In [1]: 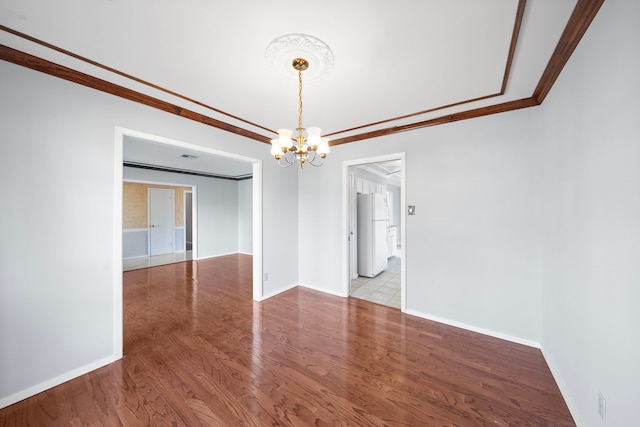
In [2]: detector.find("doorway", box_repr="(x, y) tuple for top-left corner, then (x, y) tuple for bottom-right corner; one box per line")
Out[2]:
(114, 126), (263, 359)
(344, 153), (406, 311)
(122, 180), (195, 271)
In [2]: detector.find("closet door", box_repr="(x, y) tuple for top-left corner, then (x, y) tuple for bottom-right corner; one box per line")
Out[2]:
(149, 188), (175, 256)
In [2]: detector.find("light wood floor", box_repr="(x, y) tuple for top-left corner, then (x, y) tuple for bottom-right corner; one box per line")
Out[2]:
(0, 254), (575, 426)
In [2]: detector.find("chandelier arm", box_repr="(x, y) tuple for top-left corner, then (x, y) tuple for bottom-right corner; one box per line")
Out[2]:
(277, 151), (295, 168)
(306, 150), (325, 167)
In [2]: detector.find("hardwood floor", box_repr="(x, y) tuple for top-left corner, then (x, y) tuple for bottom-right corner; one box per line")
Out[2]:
(0, 254), (575, 426)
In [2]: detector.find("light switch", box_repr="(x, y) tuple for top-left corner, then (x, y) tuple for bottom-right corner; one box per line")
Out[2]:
(408, 205), (416, 215)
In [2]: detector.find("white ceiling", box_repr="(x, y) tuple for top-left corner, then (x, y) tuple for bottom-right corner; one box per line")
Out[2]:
(357, 161), (402, 187)
(1, 0), (581, 172)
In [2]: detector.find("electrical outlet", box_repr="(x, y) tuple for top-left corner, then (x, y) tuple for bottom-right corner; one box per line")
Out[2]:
(598, 391), (606, 421)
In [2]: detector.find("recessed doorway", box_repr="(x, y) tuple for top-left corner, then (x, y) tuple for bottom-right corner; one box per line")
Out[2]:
(114, 126), (263, 360)
(344, 153), (406, 310)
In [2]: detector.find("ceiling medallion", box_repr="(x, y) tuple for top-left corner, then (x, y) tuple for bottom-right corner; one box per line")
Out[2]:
(265, 33), (334, 81)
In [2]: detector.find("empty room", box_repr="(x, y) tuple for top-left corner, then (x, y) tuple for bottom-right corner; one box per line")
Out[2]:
(1, 1), (638, 426)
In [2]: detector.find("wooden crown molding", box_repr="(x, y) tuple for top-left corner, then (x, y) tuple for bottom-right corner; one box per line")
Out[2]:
(325, 0), (527, 140)
(0, 24), (275, 136)
(533, 0), (605, 104)
(0, 0), (604, 147)
(330, 0), (604, 146)
(0, 44), (271, 145)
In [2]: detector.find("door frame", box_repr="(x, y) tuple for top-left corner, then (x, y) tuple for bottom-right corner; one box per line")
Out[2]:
(114, 126), (263, 360)
(342, 153), (406, 311)
(184, 190), (193, 252)
(349, 171), (357, 280)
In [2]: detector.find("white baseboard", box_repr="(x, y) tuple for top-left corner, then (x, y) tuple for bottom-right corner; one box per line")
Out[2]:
(400, 311), (583, 424)
(403, 309), (541, 349)
(122, 254), (149, 260)
(540, 345), (584, 427)
(299, 282), (348, 298)
(259, 282), (298, 301)
(0, 354), (119, 410)
(194, 251), (240, 261)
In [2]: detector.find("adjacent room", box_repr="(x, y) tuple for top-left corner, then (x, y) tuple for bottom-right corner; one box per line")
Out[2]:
(121, 136), (255, 271)
(1, 1), (638, 426)
(349, 160), (403, 309)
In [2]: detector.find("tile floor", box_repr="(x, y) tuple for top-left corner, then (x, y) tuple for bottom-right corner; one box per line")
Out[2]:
(123, 251), (193, 271)
(350, 256), (401, 309)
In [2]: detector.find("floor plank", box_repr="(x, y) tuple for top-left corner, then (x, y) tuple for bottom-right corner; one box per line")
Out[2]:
(0, 254), (575, 426)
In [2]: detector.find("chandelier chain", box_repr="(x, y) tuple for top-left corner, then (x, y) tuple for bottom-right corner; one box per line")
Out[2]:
(269, 53), (329, 168)
(297, 68), (303, 131)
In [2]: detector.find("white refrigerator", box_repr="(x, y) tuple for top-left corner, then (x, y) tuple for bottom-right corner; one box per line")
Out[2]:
(357, 193), (388, 277)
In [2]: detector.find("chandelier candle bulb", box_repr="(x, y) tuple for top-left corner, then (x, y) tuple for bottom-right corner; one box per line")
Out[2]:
(277, 129), (293, 150)
(270, 139), (283, 158)
(317, 138), (330, 157)
(306, 127), (321, 149)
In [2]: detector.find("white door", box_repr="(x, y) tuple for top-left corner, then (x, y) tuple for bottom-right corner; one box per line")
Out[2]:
(149, 188), (175, 256)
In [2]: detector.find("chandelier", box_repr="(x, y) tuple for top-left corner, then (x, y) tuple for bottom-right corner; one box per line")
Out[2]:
(270, 57), (330, 168)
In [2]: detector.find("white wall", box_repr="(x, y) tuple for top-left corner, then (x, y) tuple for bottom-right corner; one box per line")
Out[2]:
(539, 1), (640, 425)
(238, 179), (253, 254)
(123, 167), (244, 258)
(300, 107), (543, 343)
(0, 59), (299, 407)
(0, 65), (117, 405)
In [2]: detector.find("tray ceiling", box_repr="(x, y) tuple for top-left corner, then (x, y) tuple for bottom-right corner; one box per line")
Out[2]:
(1, 0), (602, 153)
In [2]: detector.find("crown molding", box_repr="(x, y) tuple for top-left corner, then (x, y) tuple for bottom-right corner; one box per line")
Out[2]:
(0, 0), (604, 147)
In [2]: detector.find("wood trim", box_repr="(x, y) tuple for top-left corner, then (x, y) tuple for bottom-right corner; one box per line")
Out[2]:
(323, 92), (504, 139)
(0, 44), (271, 145)
(533, 0), (605, 103)
(0, 24), (275, 135)
(0, 0), (603, 147)
(329, 98), (539, 146)
(329, 0), (602, 146)
(501, 0), (527, 94)
(324, 0), (527, 139)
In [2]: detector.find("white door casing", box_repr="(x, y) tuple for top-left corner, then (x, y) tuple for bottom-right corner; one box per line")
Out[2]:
(184, 190), (193, 251)
(350, 171), (358, 280)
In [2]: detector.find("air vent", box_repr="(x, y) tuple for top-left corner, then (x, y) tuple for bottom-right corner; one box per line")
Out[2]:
(180, 154), (199, 160)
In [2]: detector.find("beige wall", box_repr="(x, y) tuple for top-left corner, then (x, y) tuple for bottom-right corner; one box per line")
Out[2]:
(123, 182), (191, 229)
